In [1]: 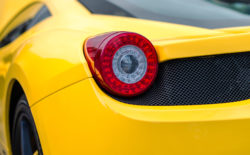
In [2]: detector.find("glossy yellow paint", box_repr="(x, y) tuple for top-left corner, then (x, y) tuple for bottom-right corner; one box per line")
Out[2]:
(0, 0), (250, 154)
(31, 78), (250, 155)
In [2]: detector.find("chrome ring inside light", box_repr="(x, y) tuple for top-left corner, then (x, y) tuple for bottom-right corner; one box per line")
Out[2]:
(112, 45), (147, 84)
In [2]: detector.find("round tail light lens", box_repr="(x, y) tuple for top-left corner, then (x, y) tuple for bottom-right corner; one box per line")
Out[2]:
(84, 31), (158, 97)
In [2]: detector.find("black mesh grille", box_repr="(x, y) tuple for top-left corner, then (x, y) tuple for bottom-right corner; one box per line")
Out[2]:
(112, 52), (250, 106)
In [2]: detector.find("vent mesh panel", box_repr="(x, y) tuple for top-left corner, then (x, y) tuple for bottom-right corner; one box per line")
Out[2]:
(112, 52), (250, 106)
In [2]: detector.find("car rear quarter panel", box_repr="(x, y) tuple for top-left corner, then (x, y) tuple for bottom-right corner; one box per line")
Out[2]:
(31, 78), (250, 155)
(0, 29), (91, 152)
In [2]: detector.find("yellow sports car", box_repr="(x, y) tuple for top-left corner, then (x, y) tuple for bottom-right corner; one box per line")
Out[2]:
(0, 0), (250, 154)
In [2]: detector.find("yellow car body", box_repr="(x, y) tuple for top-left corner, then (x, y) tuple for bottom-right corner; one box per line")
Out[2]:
(0, 0), (250, 154)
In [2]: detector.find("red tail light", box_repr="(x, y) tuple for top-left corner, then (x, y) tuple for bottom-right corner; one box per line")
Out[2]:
(84, 31), (158, 97)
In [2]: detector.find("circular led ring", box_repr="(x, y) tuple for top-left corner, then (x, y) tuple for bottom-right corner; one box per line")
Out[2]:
(85, 31), (159, 97)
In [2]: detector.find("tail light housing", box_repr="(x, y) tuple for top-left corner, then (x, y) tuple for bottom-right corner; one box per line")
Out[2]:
(84, 31), (158, 97)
